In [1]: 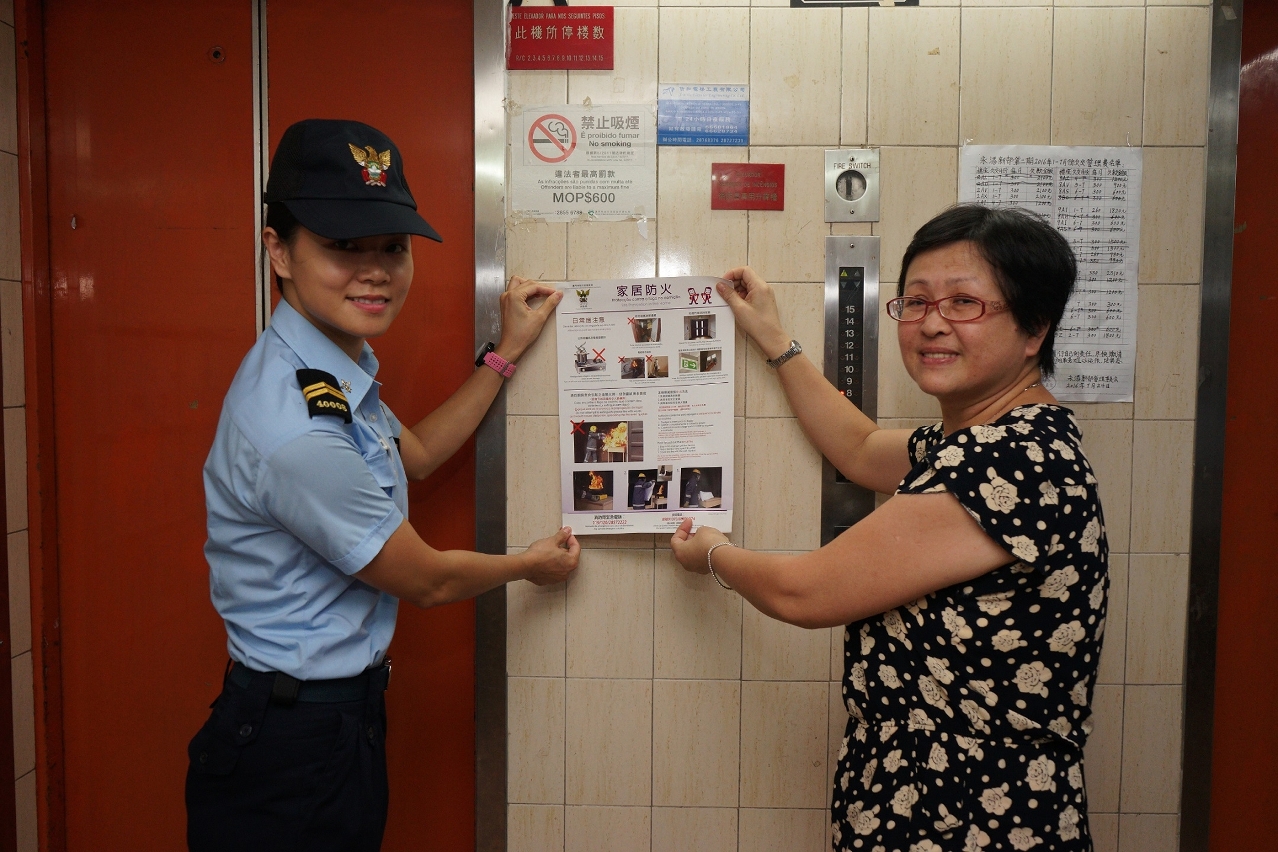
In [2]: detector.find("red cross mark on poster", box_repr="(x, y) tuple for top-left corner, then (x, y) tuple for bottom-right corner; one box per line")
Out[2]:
(570, 420), (586, 435)
(591, 348), (606, 360)
(528, 114), (576, 163)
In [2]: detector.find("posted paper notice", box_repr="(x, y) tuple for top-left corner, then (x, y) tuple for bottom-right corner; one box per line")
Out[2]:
(556, 277), (734, 534)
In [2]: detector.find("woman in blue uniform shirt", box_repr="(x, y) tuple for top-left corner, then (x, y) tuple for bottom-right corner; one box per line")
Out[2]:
(186, 119), (579, 851)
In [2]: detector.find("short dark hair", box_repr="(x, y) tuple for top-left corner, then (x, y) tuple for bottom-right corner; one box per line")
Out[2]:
(898, 205), (1076, 376)
(265, 202), (301, 293)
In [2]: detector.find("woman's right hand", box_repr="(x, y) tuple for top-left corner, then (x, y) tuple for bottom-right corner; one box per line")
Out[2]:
(523, 526), (581, 586)
(717, 267), (793, 361)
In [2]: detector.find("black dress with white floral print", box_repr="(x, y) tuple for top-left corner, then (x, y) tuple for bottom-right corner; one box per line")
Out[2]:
(830, 404), (1108, 852)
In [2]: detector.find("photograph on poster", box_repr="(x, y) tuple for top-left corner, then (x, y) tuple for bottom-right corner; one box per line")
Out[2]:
(678, 350), (721, 373)
(573, 343), (607, 373)
(573, 421), (643, 463)
(631, 317), (661, 343)
(620, 357), (646, 379)
(573, 470), (614, 512)
(680, 467), (722, 509)
(646, 355), (668, 378)
(684, 314), (717, 340)
(628, 466), (673, 510)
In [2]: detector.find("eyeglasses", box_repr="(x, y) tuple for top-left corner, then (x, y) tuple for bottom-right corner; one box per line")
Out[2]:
(885, 295), (1008, 323)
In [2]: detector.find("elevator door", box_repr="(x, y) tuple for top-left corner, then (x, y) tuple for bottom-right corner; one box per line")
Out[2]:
(40, 1), (476, 848)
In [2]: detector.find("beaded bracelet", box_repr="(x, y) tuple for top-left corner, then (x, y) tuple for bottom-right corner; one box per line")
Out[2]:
(706, 541), (736, 590)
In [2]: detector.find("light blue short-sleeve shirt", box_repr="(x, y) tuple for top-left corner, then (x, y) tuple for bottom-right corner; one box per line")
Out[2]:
(204, 299), (409, 680)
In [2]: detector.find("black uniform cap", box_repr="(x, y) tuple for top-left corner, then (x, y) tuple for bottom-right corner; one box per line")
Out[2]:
(264, 118), (442, 243)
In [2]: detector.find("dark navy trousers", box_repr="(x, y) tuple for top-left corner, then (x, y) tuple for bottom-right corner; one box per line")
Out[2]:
(185, 670), (388, 852)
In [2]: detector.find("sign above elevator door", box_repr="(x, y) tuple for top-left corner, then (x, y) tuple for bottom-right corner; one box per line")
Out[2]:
(507, 6), (614, 70)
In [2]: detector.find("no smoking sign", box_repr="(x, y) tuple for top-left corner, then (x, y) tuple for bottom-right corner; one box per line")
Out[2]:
(528, 114), (577, 164)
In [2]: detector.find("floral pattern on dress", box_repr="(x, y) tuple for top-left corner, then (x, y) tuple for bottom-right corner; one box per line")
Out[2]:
(831, 405), (1108, 852)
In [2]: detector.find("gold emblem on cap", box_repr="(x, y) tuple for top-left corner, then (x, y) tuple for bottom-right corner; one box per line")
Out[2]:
(349, 143), (391, 187)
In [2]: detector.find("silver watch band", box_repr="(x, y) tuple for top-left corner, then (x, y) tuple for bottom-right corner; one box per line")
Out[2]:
(765, 339), (802, 369)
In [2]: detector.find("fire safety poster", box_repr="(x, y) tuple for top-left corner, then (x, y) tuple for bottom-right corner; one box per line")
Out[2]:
(511, 105), (656, 221)
(555, 277), (734, 534)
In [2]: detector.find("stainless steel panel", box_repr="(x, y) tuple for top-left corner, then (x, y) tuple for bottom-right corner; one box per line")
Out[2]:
(1180, 3), (1244, 850)
(822, 236), (880, 544)
(825, 149), (880, 223)
(473, 0), (509, 847)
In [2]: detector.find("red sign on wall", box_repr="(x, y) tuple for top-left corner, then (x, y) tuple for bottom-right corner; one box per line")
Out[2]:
(507, 6), (615, 71)
(711, 163), (785, 211)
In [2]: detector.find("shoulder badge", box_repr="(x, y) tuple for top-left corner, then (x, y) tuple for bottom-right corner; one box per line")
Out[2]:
(296, 369), (352, 424)
(348, 143), (391, 187)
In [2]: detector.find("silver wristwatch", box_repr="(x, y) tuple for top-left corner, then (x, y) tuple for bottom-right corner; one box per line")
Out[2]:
(765, 339), (802, 369)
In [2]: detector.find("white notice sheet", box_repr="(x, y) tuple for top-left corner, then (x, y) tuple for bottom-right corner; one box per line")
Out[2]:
(959, 145), (1143, 403)
(556, 277), (734, 534)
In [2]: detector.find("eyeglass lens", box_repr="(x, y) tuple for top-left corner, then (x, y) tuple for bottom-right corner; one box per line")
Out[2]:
(889, 296), (986, 322)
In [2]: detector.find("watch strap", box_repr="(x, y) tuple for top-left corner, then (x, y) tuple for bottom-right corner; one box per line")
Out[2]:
(765, 339), (802, 369)
(482, 350), (517, 378)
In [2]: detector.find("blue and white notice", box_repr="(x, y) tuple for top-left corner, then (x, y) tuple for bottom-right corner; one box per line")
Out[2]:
(656, 85), (749, 147)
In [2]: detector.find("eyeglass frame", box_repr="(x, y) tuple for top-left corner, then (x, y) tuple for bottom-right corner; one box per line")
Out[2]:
(885, 294), (1009, 323)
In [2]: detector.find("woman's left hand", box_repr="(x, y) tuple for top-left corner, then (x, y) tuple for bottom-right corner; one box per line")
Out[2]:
(669, 518), (728, 574)
(495, 276), (563, 362)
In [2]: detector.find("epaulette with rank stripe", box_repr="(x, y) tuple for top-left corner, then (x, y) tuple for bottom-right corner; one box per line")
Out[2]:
(296, 369), (352, 424)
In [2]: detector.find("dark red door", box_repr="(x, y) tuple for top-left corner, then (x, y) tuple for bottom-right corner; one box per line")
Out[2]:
(35, 1), (477, 847)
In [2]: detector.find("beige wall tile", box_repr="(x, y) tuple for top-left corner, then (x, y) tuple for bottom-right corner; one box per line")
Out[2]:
(1144, 6), (1212, 147)
(567, 221), (657, 280)
(1078, 418), (1133, 554)
(656, 147), (748, 278)
(744, 283), (823, 417)
(959, 7), (1051, 145)
(662, 0), (750, 6)
(737, 808), (827, 852)
(653, 549), (742, 679)
(510, 805), (564, 852)
(566, 549), (654, 678)
(0, 4), (12, 27)
(565, 678), (652, 805)
(8, 529), (28, 656)
(508, 575), (566, 678)
(508, 416), (561, 548)
(658, 8), (749, 85)
(749, 9), (840, 146)
(10, 649), (32, 776)
(1120, 685), (1183, 813)
(1069, 402), (1134, 421)
(1125, 553), (1189, 685)
(746, 147), (827, 283)
(1096, 553), (1127, 685)
(1135, 285), (1200, 421)
(568, 8), (658, 106)
(0, 22), (15, 155)
(15, 770), (34, 852)
(740, 681), (828, 808)
(1130, 420), (1193, 554)
(2, 279), (25, 407)
(961, 0), (1050, 6)
(506, 311), (558, 418)
(652, 808), (736, 852)
(878, 146), (958, 283)
(827, 681), (849, 803)
(1051, 8), (1144, 146)
(730, 415), (745, 543)
(507, 222), (566, 283)
(743, 418), (821, 551)
(4, 405), (24, 534)
(1091, 813), (1118, 852)
(1055, 0), (1141, 5)
(1118, 814), (1180, 852)
(742, 604), (829, 681)
(1084, 683), (1123, 813)
(831, 625), (846, 682)
(652, 679), (741, 807)
(878, 288), (943, 421)
(509, 677), (566, 804)
(509, 70), (567, 110)
(868, 8), (960, 146)
(0, 154), (18, 282)
(840, 9), (868, 146)
(579, 532), (657, 550)
(735, 330), (747, 418)
(565, 806), (650, 852)
(1139, 147), (1206, 284)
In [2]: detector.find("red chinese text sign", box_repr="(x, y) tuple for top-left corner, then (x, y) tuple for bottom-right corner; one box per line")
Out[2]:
(508, 7), (614, 71)
(711, 163), (785, 211)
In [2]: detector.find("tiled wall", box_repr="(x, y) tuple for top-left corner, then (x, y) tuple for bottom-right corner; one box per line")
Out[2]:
(504, 2), (1211, 851)
(0, 0), (37, 849)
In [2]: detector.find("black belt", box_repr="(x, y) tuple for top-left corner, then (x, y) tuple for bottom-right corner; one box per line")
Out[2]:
(228, 660), (391, 706)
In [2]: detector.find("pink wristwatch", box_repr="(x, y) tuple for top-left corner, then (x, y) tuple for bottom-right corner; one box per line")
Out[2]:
(476, 342), (517, 378)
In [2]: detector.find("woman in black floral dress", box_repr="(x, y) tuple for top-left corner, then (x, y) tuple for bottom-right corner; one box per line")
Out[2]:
(670, 205), (1106, 852)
